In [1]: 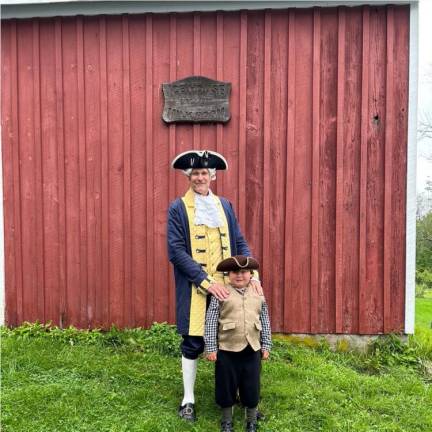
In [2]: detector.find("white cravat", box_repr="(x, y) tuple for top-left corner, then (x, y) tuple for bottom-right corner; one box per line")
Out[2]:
(194, 191), (223, 228)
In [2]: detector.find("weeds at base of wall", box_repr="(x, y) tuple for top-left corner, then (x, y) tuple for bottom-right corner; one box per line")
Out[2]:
(2, 321), (431, 381)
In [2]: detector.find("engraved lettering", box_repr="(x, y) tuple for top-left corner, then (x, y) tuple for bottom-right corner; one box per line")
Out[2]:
(162, 76), (231, 123)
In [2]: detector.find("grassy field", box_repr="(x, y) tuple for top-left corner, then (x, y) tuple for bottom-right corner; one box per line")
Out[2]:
(2, 319), (432, 432)
(416, 296), (432, 329)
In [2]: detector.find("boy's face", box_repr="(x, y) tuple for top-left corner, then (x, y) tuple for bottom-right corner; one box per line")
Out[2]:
(228, 270), (252, 288)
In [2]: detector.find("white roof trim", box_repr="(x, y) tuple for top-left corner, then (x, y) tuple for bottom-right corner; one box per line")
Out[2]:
(1, 1), (418, 20)
(404, 1), (418, 335)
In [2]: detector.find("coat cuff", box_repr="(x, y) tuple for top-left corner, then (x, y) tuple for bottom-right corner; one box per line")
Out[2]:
(199, 276), (215, 291)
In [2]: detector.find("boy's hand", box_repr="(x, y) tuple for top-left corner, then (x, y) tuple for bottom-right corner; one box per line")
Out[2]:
(250, 279), (264, 296)
(261, 350), (270, 360)
(207, 352), (217, 361)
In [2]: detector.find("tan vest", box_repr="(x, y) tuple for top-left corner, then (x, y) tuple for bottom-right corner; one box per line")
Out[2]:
(218, 285), (264, 352)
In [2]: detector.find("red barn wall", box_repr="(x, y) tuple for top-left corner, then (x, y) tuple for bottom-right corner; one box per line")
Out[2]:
(1, 5), (409, 333)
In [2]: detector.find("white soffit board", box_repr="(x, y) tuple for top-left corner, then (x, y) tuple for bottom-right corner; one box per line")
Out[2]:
(1, 1), (418, 19)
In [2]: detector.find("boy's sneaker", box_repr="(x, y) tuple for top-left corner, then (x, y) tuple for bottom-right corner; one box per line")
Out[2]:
(178, 403), (196, 421)
(245, 422), (258, 432)
(221, 420), (234, 431)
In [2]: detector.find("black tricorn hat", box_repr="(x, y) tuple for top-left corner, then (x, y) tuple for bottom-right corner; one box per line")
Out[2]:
(216, 255), (260, 272)
(171, 150), (228, 170)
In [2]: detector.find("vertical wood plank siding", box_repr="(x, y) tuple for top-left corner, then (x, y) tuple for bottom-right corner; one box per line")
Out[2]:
(1, 6), (409, 333)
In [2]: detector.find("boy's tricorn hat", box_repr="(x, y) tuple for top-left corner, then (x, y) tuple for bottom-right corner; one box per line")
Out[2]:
(171, 150), (228, 170)
(216, 255), (260, 272)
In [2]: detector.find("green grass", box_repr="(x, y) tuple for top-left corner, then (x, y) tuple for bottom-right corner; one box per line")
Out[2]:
(2, 322), (432, 432)
(416, 297), (432, 329)
(413, 296), (432, 360)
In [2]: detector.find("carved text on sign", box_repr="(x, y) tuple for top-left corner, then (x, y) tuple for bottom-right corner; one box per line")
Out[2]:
(162, 76), (231, 123)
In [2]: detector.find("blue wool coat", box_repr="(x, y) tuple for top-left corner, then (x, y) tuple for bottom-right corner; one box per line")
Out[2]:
(167, 196), (251, 335)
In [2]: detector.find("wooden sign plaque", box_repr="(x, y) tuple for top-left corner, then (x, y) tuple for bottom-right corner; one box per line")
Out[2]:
(162, 76), (231, 124)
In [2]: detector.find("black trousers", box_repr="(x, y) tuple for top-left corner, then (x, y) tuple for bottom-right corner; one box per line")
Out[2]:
(215, 345), (261, 408)
(181, 335), (205, 360)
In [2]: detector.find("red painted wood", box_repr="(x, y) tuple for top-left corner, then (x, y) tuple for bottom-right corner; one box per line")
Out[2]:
(129, 15), (147, 327)
(199, 13), (217, 168)
(193, 14), (201, 151)
(292, 9), (313, 332)
(269, 10), (289, 330)
(54, 18), (67, 329)
(144, 15), (154, 328)
(310, 7), (321, 334)
(152, 14), (171, 323)
(222, 11), (242, 225)
(83, 17), (102, 327)
(238, 11), (247, 232)
(40, 19), (59, 325)
(32, 20), (45, 325)
(335, 7), (346, 333)
(61, 18), (79, 327)
(364, 7), (387, 334)
(318, 8), (338, 333)
(262, 11), (271, 310)
(359, 6), (370, 334)
(174, 14), (193, 201)
(384, 7), (394, 333)
(341, 7), (362, 334)
(121, 16), (133, 328)
(245, 11), (264, 269)
(106, 16), (125, 326)
(99, 16), (111, 329)
(76, 17), (89, 327)
(215, 12), (224, 199)
(283, 10), (296, 333)
(168, 14), (177, 324)
(1, 20), (18, 326)
(1, 7), (410, 334)
(17, 20), (39, 323)
(390, 7), (409, 333)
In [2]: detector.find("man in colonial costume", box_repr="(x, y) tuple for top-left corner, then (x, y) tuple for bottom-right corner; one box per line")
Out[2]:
(167, 150), (261, 421)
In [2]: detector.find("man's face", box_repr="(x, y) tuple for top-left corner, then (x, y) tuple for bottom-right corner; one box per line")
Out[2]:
(189, 168), (211, 195)
(228, 270), (252, 289)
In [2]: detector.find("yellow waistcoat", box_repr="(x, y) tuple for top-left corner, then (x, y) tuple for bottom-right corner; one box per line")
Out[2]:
(181, 188), (232, 336)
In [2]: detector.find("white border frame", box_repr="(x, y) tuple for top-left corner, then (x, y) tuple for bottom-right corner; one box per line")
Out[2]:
(405, 1), (418, 335)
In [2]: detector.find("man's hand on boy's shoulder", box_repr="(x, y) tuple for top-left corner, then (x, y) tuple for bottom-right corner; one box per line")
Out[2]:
(250, 279), (264, 296)
(261, 350), (270, 360)
(206, 352), (217, 362)
(208, 282), (230, 300)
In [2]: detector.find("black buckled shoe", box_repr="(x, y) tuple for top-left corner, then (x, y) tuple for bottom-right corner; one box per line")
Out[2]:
(246, 422), (258, 432)
(221, 420), (234, 431)
(178, 403), (196, 422)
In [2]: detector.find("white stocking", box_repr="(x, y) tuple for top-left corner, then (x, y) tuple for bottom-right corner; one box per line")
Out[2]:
(181, 356), (198, 405)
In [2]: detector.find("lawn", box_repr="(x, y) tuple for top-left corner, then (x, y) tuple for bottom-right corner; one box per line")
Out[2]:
(1, 321), (432, 432)
(416, 296), (432, 329)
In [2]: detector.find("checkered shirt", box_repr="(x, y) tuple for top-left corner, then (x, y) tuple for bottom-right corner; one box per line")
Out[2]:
(204, 288), (272, 353)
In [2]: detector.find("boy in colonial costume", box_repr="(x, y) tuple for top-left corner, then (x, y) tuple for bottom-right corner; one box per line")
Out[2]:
(167, 150), (262, 421)
(204, 255), (271, 432)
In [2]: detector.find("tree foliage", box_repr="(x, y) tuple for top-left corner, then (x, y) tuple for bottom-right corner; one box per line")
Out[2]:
(416, 211), (432, 295)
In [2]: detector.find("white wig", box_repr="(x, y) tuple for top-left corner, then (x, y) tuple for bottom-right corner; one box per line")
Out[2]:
(183, 168), (217, 180)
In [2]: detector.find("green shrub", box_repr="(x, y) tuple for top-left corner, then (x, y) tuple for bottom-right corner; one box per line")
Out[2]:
(416, 283), (427, 298)
(1, 322), (181, 356)
(416, 269), (432, 291)
(127, 322), (181, 356)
